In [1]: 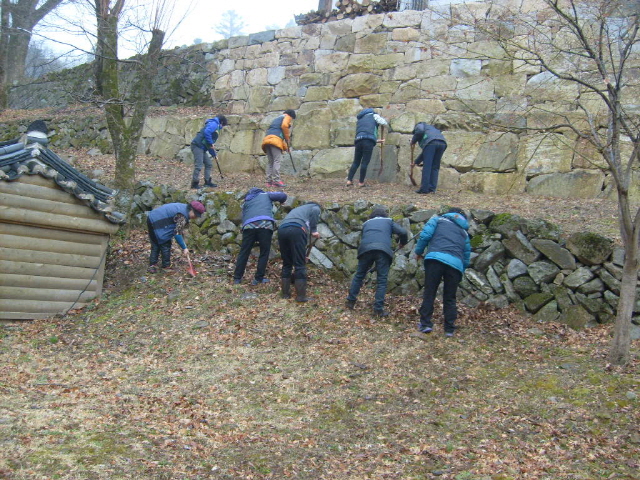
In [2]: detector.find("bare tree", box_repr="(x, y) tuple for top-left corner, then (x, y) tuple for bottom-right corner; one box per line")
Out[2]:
(90, 0), (169, 205)
(0, 0), (66, 108)
(442, 0), (639, 365)
(214, 10), (245, 39)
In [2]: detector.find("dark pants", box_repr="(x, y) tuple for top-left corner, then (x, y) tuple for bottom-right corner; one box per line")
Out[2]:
(233, 228), (274, 281)
(417, 140), (447, 193)
(278, 226), (308, 280)
(191, 145), (212, 183)
(419, 259), (462, 333)
(347, 250), (391, 312)
(347, 139), (376, 183)
(148, 218), (172, 268)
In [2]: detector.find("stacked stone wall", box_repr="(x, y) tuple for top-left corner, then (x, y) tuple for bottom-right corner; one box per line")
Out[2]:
(6, 5), (639, 200)
(131, 183), (640, 336)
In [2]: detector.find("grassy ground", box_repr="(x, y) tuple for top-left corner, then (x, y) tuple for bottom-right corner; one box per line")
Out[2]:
(1, 231), (638, 480)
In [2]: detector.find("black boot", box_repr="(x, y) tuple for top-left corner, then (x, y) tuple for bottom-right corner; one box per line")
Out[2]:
(294, 279), (308, 302)
(204, 178), (217, 187)
(190, 180), (199, 189)
(281, 278), (292, 299)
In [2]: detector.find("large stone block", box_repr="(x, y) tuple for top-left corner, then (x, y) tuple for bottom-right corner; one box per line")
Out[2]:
(335, 74), (383, 98)
(328, 98), (361, 120)
(445, 132), (485, 172)
(566, 232), (614, 266)
(352, 14), (385, 33)
(473, 132), (518, 172)
(530, 239), (576, 270)
(406, 99), (447, 114)
(314, 50), (350, 73)
(246, 86), (273, 113)
(456, 77), (495, 100)
(309, 148), (353, 177)
(519, 134), (573, 175)
(392, 27), (420, 42)
(229, 129), (263, 155)
(217, 152), (260, 174)
(383, 10), (423, 27)
(460, 172), (526, 195)
(502, 230), (541, 265)
(347, 53), (405, 74)
(526, 170), (606, 199)
(295, 107), (332, 150)
(305, 86), (334, 102)
(451, 59), (482, 77)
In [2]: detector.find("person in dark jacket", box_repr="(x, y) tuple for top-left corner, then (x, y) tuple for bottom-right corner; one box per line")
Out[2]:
(277, 202), (322, 302)
(414, 208), (470, 336)
(233, 187), (287, 285)
(411, 122), (447, 194)
(190, 114), (228, 189)
(147, 201), (206, 273)
(346, 108), (388, 188)
(345, 207), (408, 317)
(261, 110), (296, 188)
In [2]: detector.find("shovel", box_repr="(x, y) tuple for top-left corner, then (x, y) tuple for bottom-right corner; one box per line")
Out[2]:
(185, 251), (197, 277)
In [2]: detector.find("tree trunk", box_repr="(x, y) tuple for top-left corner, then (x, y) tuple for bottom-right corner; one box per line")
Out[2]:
(608, 178), (640, 365)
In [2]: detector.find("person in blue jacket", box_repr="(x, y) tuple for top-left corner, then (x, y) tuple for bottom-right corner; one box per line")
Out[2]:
(190, 114), (228, 189)
(346, 108), (387, 188)
(233, 187), (287, 285)
(345, 206), (408, 317)
(147, 201), (206, 273)
(411, 122), (447, 194)
(414, 208), (470, 336)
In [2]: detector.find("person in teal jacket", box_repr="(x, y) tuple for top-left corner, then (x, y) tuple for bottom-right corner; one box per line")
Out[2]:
(147, 201), (205, 272)
(414, 208), (470, 336)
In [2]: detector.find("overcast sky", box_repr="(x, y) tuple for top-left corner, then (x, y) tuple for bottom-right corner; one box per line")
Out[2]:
(37, 0), (321, 59)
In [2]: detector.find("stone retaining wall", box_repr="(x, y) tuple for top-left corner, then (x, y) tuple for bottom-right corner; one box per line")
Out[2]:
(6, 5), (639, 200)
(132, 182), (640, 335)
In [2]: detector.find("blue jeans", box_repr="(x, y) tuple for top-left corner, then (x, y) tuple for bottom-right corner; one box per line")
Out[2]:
(417, 140), (447, 193)
(347, 250), (391, 312)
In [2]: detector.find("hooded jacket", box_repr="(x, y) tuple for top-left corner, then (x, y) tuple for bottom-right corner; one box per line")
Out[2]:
(414, 212), (470, 273)
(241, 188), (288, 227)
(354, 108), (387, 143)
(279, 203), (321, 234)
(358, 217), (409, 259)
(192, 117), (223, 151)
(410, 123), (446, 150)
(261, 113), (294, 152)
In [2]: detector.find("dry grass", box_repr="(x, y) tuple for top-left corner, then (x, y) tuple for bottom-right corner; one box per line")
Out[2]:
(1, 236), (638, 479)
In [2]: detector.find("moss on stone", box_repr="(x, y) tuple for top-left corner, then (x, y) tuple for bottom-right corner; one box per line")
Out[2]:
(470, 233), (485, 249)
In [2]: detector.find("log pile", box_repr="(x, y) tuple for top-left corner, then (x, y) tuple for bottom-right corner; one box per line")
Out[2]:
(295, 0), (399, 25)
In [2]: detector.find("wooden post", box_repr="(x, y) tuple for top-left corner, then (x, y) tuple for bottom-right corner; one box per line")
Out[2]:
(318, 0), (333, 14)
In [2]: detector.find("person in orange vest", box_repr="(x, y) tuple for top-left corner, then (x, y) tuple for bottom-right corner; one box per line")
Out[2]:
(261, 110), (296, 188)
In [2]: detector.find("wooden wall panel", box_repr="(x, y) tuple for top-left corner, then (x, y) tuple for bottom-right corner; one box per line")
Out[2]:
(0, 222), (106, 244)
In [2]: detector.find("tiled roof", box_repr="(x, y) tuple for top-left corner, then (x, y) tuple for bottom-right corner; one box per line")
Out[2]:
(0, 139), (125, 224)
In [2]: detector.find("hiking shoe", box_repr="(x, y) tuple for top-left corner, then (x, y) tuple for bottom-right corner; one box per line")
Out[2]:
(204, 180), (217, 187)
(445, 332), (454, 337)
(190, 181), (199, 189)
(233, 279), (241, 284)
(251, 278), (270, 285)
(147, 265), (158, 274)
(373, 309), (390, 318)
(420, 326), (433, 334)
(273, 180), (286, 188)
(266, 181), (274, 187)
(345, 299), (356, 310)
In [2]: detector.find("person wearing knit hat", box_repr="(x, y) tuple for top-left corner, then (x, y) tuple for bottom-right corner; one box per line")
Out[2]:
(345, 206), (408, 317)
(146, 201), (205, 273)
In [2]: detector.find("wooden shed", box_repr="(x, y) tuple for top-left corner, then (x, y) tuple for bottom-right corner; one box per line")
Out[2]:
(0, 138), (124, 320)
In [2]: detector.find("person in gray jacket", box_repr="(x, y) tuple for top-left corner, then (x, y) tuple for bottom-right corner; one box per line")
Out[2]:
(345, 207), (408, 317)
(233, 188), (287, 285)
(411, 122), (447, 194)
(277, 202), (322, 302)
